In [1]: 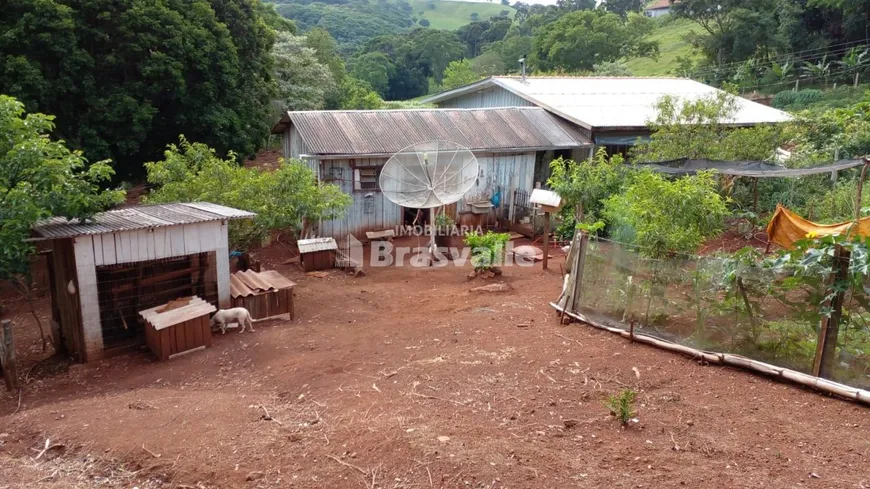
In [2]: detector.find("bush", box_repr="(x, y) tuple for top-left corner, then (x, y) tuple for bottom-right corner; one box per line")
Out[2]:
(603, 170), (728, 258)
(794, 88), (824, 107)
(604, 389), (638, 425)
(772, 90), (798, 108)
(464, 231), (509, 271)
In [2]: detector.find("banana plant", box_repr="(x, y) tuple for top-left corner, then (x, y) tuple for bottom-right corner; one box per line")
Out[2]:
(839, 47), (868, 87)
(803, 55), (831, 88)
(770, 59), (794, 82)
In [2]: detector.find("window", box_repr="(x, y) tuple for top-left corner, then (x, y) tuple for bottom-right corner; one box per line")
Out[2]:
(353, 167), (380, 191)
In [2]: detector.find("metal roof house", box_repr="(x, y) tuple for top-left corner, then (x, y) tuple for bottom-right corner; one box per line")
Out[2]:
(644, 0), (674, 18)
(420, 76), (792, 152)
(31, 202), (254, 362)
(271, 107), (593, 239)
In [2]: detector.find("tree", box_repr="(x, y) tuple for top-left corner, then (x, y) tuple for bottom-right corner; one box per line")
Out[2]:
(556, 0), (596, 11)
(442, 59), (481, 90)
(548, 148), (629, 223)
(803, 55), (832, 88)
(838, 47), (868, 87)
(593, 61), (633, 76)
(603, 170), (729, 258)
(533, 10), (658, 71)
(419, 18), (431, 27)
(0, 0), (279, 180)
(632, 90), (785, 162)
(350, 52), (396, 97)
(603, 0), (644, 18)
(471, 51), (507, 76)
(145, 137), (351, 249)
(272, 33), (337, 112)
(340, 78), (385, 109)
(0, 95), (125, 279)
(471, 12), (480, 21)
(502, 0), (510, 5)
(304, 28), (347, 108)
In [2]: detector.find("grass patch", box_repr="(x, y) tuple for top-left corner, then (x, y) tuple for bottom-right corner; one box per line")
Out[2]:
(623, 16), (700, 76)
(407, 0), (514, 30)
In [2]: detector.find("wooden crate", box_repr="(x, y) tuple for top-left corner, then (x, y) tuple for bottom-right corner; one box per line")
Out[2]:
(140, 296), (215, 361)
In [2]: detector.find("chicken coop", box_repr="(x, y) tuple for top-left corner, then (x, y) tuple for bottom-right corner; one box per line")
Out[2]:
(31, 202), (255, 362)
(230, 270), (296, 321)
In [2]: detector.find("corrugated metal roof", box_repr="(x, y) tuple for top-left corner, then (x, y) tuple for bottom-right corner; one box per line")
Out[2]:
(530, 189), (562, 208)
(32, 202), (256, 239)
(281, 107), (592, 156)
(297, 237), (337, 254)
(230, 270), (296, 298)
(646, 0), (673, 10)
(422, 77), (792, 130)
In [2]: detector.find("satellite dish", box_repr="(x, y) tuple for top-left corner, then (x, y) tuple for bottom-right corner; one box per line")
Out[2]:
(380, 140), (479, 263)
(380, 140), (478, 209)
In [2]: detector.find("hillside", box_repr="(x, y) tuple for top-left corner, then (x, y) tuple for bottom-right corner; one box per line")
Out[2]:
(410, 0), (514, 30)
(623, 16), (700, 76)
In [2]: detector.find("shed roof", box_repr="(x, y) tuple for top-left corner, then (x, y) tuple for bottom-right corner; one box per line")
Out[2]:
(230, 270), (296, 298)
(139, 296), (216, 331)
(297, 237), (338, 254)
(32, 202), (255, 240)
(421, 77), (792, 130)
(272, 107), (592, 157)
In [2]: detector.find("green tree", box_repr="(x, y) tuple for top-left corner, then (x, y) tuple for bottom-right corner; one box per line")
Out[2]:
(0, 0), (278, 179)
(603, 0), (644, 18)
(632, 91), (785, 162)
(593, 61), (633, 76)
(442, 59), (481, 90)
(145, 137), (351, 249)
(532, 10), (658, 71)
(349, 52), (396, 97)
(272, 33), (337, 112)
(0, 95), (125, 278)
(304, 28), (347, 108)
(548, 148), (629, 223)
(419, 18), (431, 27)
(339, 78), (385, 109)
(603, 170), (729, 258)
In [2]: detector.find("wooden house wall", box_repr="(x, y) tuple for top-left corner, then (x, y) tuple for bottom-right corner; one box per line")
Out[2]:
(71, 220), (230, 361)
(284, 124), (318, 174)
(47, 239), (86, 361)
(460, 152), (536, 215)
(436, 87), (534, 109)
(318, 158), (403, 239)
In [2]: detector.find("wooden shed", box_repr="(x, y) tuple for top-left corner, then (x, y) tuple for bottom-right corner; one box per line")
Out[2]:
(30, 202), (255, 362)
(230, 270), (296, 321)
(298, 238), (337, 272)
(140, 296), (216, 361)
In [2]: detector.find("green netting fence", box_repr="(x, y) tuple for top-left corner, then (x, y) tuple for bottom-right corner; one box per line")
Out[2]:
(555, 234), (870, 401)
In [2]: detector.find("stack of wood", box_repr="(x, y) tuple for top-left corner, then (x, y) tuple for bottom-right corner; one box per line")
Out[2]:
(139, 296), (215, 361)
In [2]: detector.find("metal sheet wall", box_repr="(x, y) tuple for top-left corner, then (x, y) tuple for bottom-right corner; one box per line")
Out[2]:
(318, 159), (404, 239)
(459, 153), (536, 214)
(436, 87), (534, 109)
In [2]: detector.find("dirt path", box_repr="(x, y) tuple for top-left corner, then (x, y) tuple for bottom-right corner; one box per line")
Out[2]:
(0, 243), (868, 488)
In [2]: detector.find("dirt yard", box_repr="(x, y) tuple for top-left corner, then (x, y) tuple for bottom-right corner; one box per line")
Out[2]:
(0, 238), (868, 489)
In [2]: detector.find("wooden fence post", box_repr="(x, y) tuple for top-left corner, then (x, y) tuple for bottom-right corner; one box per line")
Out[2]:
(813, 245), (850, 378)
(1, 319), (19, 391)
(542, 212), (551, 270)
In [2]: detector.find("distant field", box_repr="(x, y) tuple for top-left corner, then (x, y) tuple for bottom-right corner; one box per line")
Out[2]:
(409, 0), (515, 30)
(624, 17), (701, 76)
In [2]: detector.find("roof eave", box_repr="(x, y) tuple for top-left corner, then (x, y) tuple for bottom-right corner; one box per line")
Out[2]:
(300, 144), (593, 160)
(419, 78), (499, 104)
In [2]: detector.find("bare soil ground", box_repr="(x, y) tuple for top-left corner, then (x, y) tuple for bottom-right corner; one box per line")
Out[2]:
(0, 238), (868, 489)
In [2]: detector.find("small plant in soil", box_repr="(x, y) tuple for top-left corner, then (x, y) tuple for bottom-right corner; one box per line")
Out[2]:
(604, 389), (638, 426)
(464, 231), (509, 271)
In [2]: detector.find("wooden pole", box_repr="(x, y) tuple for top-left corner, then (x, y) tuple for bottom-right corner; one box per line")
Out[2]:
(1, 320), (19, 392)
(542, 211), (551, 270)
(752, 178), (759, 213)
(813, 245), (850, 378)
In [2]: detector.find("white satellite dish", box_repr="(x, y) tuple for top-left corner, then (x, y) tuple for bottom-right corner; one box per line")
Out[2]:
(380, 140), (479, 260)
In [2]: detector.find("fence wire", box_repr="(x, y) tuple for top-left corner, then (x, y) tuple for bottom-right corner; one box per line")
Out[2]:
(576, 237), (870, 390)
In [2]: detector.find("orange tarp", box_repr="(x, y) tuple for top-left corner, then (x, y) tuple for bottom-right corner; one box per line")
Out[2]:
(765, 204), (870, 249)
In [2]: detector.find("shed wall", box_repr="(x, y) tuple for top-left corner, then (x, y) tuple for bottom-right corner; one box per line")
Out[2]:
(318, 158), (403, 238)
(436, 87), (534, 109)
(71, 220), (230, 361)
(284, 124), (318, 173)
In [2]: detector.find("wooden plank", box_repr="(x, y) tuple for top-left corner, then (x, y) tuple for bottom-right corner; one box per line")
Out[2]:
(92, 234), (104, 266)
(160, 328), (171, 361)
(145, 229), (156, 260)
(115, 232), (131, 264)
(73, 236), (95, 268)
(184, 224), (202, 254)
(169, 345), (205, 360)
(136, 230), (149, 261)
(102, 232), (117, 265)
(1, 320), (19, 391)
(154, 228), (168, 259)
(128, 230), (140, 261)
(201, 316), (212, 347)
(192, 316), (203, 347)
(169, 226), (186, 257)
(184, 319), (196, 350)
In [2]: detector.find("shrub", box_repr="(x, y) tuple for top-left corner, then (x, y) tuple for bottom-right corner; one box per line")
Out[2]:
(772, 90), (798, 108)
(464, 231), (510, 271)
(604, 389), (638, 425)
(603, 170), (728, 258)
(794, 89), (823, 107)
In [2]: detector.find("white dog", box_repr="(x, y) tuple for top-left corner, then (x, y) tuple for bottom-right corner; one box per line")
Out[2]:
(211, 307), (254, 334)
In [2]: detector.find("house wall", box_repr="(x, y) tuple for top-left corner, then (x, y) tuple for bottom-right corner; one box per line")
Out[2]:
(71, 221), (230, 361)
(313, 152), (539, 239)
(284, 124), (318, 175)
(644, 7), (669, 17)
(47, 239), (85, 361)
(436, 86), (534, 109)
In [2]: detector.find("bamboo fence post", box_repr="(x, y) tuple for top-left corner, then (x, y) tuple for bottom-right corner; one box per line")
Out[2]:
(813, 245), (850, 378)
(1, 319), (19, 392)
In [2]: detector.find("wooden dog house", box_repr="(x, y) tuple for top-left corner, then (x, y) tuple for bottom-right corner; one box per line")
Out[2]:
(140, 296), (216, 360)
(230, 270), (296, 321)
(298, 238), (337, 272)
